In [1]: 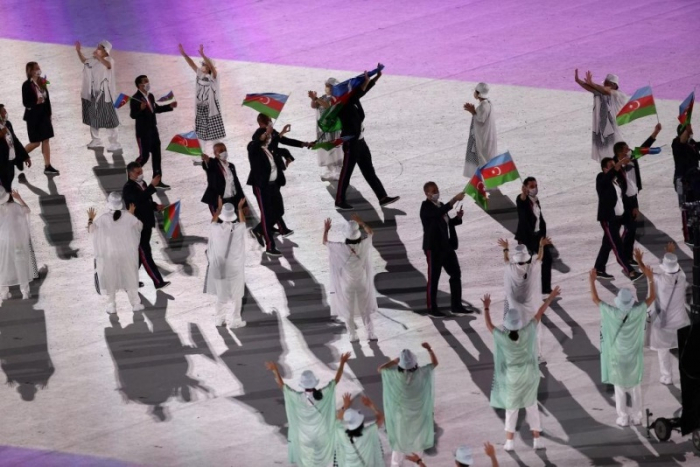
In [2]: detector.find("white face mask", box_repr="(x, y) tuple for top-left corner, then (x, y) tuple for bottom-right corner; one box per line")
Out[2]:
(35, 69), (42, 77)
(218, 151), (228, 161)
(143, 83), (150, 92)
(135, 174), (144, 183)
(430, 192), (439, 202)
(528, 188), (538, 197)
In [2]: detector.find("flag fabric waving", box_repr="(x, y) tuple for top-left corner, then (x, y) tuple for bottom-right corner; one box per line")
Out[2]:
(318, 64), (384, 132)
(162, 200), (181, 240)
(113, 93), (131, 109)
(679, 91), (695, 127)
(157, 91), (174, 103)
(480, 152), (520, 189)
(631, 146), (662, 160)
(311, 136), (353, 150)
(464, 168), (487, 209)
(616, 86), (657, 126)
(242, 93), (289, 119)
(166, 131), (202, 156)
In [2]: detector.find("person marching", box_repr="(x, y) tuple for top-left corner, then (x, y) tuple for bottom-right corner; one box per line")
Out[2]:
(88, 192), (144, 314)
(483, 288), (560, 452)
(76, 40), (121, 152)
(178, 44), (225, 154)
(0, 104), (31, 191)
(589, 266), (655, 426)
(200, 142), (245, 216)
(0, 187), (37, 302)
(22, 61), (59, 175)
(463, 82), (497, 178)
(205, 198), (247, 329)
(308, 78), (344, 181)
(324, 214), (378, 342)
(335, 392), (386, 467)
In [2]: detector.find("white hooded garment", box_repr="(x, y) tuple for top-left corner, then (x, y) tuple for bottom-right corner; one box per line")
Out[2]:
(327, 235), (377, 320)
(205, 222), (246, 301)
(591, 89), (627, 162)
(464, 99), (497, 178)
(503, 259), (542, 325)
(649, 270), (690, 350)
(0, 202), (34, 286)
(91, 211), (142, 294)
(81, 56), (117, 102)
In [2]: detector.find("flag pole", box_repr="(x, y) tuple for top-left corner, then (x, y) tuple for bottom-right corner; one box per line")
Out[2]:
(649, 81), (660, 124)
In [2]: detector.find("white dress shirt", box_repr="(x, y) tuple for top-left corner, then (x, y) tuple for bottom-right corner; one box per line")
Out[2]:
(262, 147), (278, 182)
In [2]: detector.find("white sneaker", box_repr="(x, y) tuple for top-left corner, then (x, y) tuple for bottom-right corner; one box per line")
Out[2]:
(538, 354), (547, 365)
(0, 291), (9, 300)
(105, 304), (117, 314)
(368, 332), (378, 342)
(230, 319), (247, 329)
(504, 439), (514, 452)
(22, 292), (30, 300)
(616, 415), (629, 427)
(106, 144), (122, 152)
(132, 303), (145, 312)
(349, 331), (359, 343)
(87, 139), (104, 148)
(533, 437), (545, 450)
(660, 376), (673, 385)
(630, 416), (643, 426)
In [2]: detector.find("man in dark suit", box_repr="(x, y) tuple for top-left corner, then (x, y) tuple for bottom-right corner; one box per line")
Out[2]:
(594, 156), (642, 282)
(515, 177), (553, 295)
(420, 181), (468, 318)
(200, 142), (246, 216)
(256, 113), (312, 163)
(130, 75), (176, 190)
(0, 104), (31, 191)
(122, 161), (170, 289)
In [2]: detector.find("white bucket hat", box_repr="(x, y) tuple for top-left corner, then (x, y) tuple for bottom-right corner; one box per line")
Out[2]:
(219, 203), (237, 222)
(299, 370), (319, 390)
(614, 288), (636, 312)
(343, 408), (365, 430)
(106, 192), (123, 211)
(346, 220), (361, 240)
(325, 77), (338, 87)
(98, 40), (113, 54)
(455, 446), (474, 465)
(0, 186), (9, 205)
(398, 349), (417, 370)
(475, 82), (490, 98)
(660, 253), (680, 274)
(605, 73), (619, 86)
(503, 308), (523, 331)
(511, 244), (531, 263)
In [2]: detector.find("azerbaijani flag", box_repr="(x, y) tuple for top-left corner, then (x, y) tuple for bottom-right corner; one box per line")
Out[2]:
(113, 93), (131, 109)
(631, 146), (662, 160)
(157, 91), (174, 102)
(616, 86), (656, 126)
(480, 151), (520, 189)
(312, 136), (353, 150)
(242, 93), (289, 119)
(464, 168), (487, 209)
(166, 131), (202, 156)
(318, 64), (384, 132)
(162, 200), (181, 239)
(679, 91), (694, 127)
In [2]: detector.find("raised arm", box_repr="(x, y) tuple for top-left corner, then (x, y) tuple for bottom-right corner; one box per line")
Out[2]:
(351, 213), (373, 235)
(589, 269), (601, 305)
(337, 392), (352, 420)
(497, 238), (510, 263)
(643, 265), (656, 307)
(679, 124), (693, 144)
(265, 361), (284, 389)
(334, 352), (351, 384)
(633, 248), (647, 271)
(421, 342), (438, 367)
(178, 44), (198, 72)
(482, 294), (495, 333)
(322, 218), (331, 245)
(361, 395), (385, 427)
(534, 286), (561, 322)
(377, 358), (399, 373)
(583, 70), (611, 95)
(484, 442), (500, 467)
(574, 68), (596, 93)
(198, 44), (217, 79)
(74, 41), (87, 63)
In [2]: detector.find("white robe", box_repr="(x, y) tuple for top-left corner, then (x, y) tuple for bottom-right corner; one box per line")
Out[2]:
(327, 235), (377, 321)
(91, 211), (142, 295)
(591, 89), (627, 162)
(503, 260), (542, 325)
(81, 57), (116, 102)
(205, 222), (245, 302)
(0, 203), (34, 287)
(464, 99), (497, 178)
(649, 271), (690, 350)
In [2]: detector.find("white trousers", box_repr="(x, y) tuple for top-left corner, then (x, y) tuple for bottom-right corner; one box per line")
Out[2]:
(391, 450), (422, 467)
(91, 126), (120, 144)
(656, 348), (673, 380)
(344, 288), (375, 337)
(505, 403), (542, 433)
(215, 293), (243, 326)
(107, 289), (141, 308)
(614, 384), (642, 419)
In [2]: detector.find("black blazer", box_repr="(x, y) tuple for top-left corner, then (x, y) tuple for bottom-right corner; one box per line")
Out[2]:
(596, 169), (621, 222)
(122, 179), (158, 229)
(201, 158), (244, 207)
(22, 80), (51, 122)
(515, 195), (546, 245)
(338, 77), (377, 138)
(612, 135), (655, 213)
(129, 91), (172, 136)
(247, 137), (288, 189)
(0, 121), (30, 168)
(420, 200), (461, 251)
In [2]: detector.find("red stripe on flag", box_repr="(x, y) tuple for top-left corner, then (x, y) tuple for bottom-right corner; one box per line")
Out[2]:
(481, 161), (517, 180)
(618, 95), (655, 116)
(243, 96), (285, 112)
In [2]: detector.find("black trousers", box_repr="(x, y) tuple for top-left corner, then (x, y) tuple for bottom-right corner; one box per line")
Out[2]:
(621, 210), (637, 263)
(253, 184), (284, 250)
(138, 226), (164, 286)
(335, 138), (388, 205)
(0, 162), (14, 192)
(136, 130), (162, 176)
(521, 233), (553, 294)
(425, 248), (462, 311)
(594, 217), (632, 274)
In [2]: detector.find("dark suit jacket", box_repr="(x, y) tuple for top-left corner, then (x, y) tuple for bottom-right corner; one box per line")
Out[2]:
(129, 91), (172, 136)
(0, 121), (30, 168)
(246, 138), (288, 188)
(613, 135), (655, 213)
(338, 77), (377, 138)
(420, 200), (461, 251)
(201, 158), (244, 207)
(122, 179), (157, 229)
(596, 169), (621, 222)
(22, 80), (51, 121)
(515, 195), (546, 246)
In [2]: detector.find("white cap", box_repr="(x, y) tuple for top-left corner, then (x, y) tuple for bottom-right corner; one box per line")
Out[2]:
(325, 77), (338, 86)
(98, 40), (113, 54)
(106, 192), (124, 211)
(511, 244), (530, 263)
(605, 74), (619, 85)
(660, 253), (680, 274)
(398, 349), (417, 370)
(503, 309), (523, 331)
(0, 186), (9, 205)
(299, 370), (319, 390)
(343, 408), (365, 430)
(614, 288), (635, 312)
(455, 445), (474, 465)
(219, 203), (237, 222)
(346, 220), (361, 240)
(475, 82), (490, 98)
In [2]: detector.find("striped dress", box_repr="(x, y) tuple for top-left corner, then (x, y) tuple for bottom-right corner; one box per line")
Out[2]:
(81, 57), (119, 128)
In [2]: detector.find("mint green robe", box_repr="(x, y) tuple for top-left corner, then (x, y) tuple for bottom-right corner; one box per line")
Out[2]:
(600, 302), (647, 387)
(490, 320), (539, 410)
(335, 420), (384, 467)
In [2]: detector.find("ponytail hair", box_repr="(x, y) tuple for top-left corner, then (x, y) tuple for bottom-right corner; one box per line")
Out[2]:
(113, 210), (122, 221)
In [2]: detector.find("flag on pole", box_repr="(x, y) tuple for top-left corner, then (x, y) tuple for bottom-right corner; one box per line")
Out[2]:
(318, 64), (384, 132)
(242, 93), (289, 119)
(616, 86), (657, 126)
(679, 91), (695, 127)
(157, 91), (174, 102)
(113, 93), (131, 109)
(464, 168), (487, 209)
(631, 146), (662, 159)
(162, 200), (181, 239)
(166, 131), (202, 156)
(311, 136), (353, 150)
(480, 151), (520, 189)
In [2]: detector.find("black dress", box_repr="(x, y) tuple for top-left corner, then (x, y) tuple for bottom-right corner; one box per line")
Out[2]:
(22, 79), (54, 143)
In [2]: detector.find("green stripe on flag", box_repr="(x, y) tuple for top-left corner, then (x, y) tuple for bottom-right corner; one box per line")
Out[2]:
(166, 142), (202, 156)
(616, 104), (657, 126)
(482, 169), (520, 189)
(243, 101), (281, 119)
(465, 183), (487, 210)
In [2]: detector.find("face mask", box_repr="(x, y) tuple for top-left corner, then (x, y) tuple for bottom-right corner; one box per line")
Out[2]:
(35, 69), (42, 77)
(143, 83), (150, 92)
(528, 188), (538, 197)
(430, 192), (439, 202)
(135, 174), (144, 183)
(218, 151), (228, 161)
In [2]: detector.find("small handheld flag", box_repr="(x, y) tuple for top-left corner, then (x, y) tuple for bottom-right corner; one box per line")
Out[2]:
(464, 168), (487, 210)
(312, 136), (353, 150)
(679, 91), (695, 128)
(617, 86), (657, 126)
(242, 93), (289, 119)
(166, 131), (202, 156)
(157, 91), (174, 103)
(162, 200), (181, 240)
(113, 93), (131, 109)
(631, 147), (662, 160)
(480, 151), (520, 189)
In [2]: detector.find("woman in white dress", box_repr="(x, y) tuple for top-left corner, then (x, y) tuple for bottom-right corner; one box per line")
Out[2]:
(88, 192), (143, 314)
(335, 392), (386, 467)
(308, 78), (344, 180)
(463, 82), (497, 178)
(0, 187), (36, 302)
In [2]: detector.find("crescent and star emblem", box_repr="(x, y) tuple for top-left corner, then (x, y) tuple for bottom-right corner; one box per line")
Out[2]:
(477, 181), (485, 191)
(260, 96), (270, 105)
(491, 167), (502, 176)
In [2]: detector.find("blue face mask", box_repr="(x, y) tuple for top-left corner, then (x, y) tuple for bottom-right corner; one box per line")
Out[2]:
(430, 192), (439, 202)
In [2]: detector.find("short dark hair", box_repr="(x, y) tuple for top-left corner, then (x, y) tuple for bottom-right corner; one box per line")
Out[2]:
(613, 142), (627, 155)
(423, 181), (437, 192)
(257, 113), (271, 125)
(25, 61), (38, 79)
(600, 157), (613, 171)
(126, 161), (141, 174)
(522, 176), (536, 186)
(508, 330), (519, 342)
(135, 75), (147, 88)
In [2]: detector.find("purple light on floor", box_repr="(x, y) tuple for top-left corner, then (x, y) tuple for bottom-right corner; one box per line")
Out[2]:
(0, 445), (140, 466)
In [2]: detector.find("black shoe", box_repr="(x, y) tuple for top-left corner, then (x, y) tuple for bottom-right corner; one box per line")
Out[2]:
(335, 202), (354, 211)
(155, 281), (171, 290)
(379, 196), (400, 207)
(156, 181), (170, 190)
(629, 259), (638, 267)
(596, 270), (614, 280)
(427, 308), (448, 319)
(685, 241), (694, 248)
(280, 229), (294, 237)
(251, 229), (265, 247)
(138, 282), (145, 288)
(17, 173), (27, 183)
(265, 248), (282, 257)
(44, 165), (59, 175)
(628, 270), (644, 283)
(451, 306), (474, 315)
